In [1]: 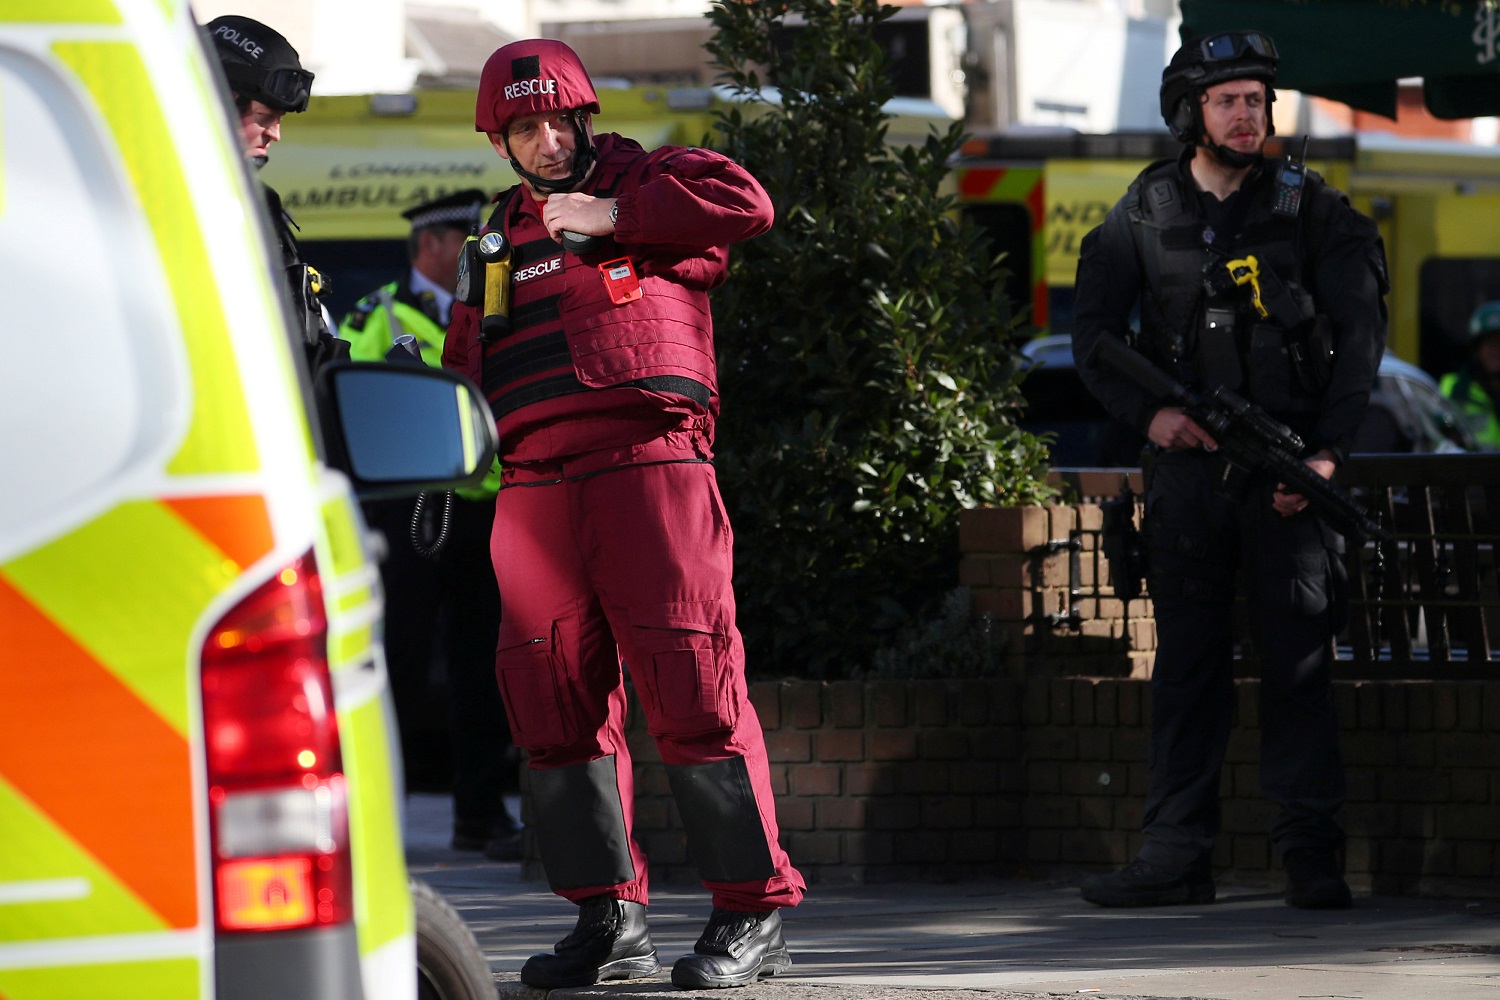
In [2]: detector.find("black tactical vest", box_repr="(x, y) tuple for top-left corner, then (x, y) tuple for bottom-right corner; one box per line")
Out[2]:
(1125, 158), (1336, 416)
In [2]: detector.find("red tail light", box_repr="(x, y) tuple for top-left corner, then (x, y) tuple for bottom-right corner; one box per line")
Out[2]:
(202, 553), (353, 932)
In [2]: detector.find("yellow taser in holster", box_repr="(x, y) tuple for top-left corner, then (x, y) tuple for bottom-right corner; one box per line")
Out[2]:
(1225, 255), (1269, 320)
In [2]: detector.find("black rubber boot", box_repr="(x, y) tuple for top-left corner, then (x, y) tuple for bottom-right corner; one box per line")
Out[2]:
(671, 908), (792, 989)
(520, 897), (659, 988)
(1283, 848), (1353, 910)
(1080, 858), (1216, 907)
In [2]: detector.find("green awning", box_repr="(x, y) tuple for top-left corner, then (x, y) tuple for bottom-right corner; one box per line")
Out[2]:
(1180, 0), (1500, 119)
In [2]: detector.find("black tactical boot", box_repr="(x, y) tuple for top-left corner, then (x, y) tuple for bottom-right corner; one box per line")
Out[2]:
(451, 811), (519, 853)
(1283, 848), (1353, 910)
(1080, 858), (1216, 907)
(671, 908), (792, 989)
(520, 897), (659, 988)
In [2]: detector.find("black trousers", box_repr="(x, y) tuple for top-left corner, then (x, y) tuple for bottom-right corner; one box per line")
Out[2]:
(366, 493), (512, 827)
(1138, 450), (1346, 872)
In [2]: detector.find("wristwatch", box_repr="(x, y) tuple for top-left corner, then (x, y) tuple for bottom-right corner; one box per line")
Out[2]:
(609, 201), (618, 227)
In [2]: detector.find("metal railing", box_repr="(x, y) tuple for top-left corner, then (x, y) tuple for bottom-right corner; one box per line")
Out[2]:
(1046, 456), (1500, 679)
(1337, 454), (1500, 677)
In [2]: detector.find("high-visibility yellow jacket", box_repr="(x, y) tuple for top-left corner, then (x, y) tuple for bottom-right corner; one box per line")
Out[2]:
(1440, 368), (1500, 450)
(339, 280), (502, 499)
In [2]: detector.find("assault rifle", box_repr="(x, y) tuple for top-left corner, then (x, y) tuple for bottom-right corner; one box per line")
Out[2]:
(1087, 336), (1391, 544)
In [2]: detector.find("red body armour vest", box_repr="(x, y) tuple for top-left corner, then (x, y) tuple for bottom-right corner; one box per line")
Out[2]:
(446, 134), (763, 464)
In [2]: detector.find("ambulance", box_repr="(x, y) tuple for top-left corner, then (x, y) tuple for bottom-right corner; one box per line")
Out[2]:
(258, 86), (725, 320)
(254, 85), (954, 320)
(0, 3), (496, 998)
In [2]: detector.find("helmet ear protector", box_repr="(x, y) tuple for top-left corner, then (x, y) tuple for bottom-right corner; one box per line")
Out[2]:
(1160, 30), (1279, 145)
(1167, 92), (1198, 142)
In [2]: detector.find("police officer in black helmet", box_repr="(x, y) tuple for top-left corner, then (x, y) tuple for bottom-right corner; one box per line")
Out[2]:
(1072, 31), (1388, 910)
(205, 14), (347, 369)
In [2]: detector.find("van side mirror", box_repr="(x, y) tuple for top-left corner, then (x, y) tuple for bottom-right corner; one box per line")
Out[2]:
(316, 363), (498, 499)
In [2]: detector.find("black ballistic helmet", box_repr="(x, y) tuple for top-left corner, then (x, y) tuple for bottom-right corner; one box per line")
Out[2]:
(206, 15), (314, 113)
(1160, 30), (1279, 145)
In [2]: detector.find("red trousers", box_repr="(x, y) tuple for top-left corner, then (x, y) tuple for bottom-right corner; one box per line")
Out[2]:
(490, 444), (804, 911)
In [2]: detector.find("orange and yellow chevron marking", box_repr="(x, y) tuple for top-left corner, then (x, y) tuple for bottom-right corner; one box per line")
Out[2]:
(958, 166), (1044, 221)
(957, 166), (1049, 327)
(163, 495), (274, 573)
(0, 493), (273, 942)
(0, 577), (196, 931)
(3, 498), (270, 731)
(0, 776), (169, 942)
(958, 166), (1002, 199)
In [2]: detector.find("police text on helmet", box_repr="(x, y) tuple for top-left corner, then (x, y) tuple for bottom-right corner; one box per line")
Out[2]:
(212, 25), (262, 59)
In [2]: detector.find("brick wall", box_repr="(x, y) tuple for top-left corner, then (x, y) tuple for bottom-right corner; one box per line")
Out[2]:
(517, 494), (1500, 895)
(561, 678), (1026, 886)
(958, 481), (1156, 678)
(583, 675), (1500, 894)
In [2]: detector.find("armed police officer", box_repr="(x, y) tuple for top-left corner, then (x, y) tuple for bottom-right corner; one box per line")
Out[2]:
(205, 14), (345, 369)
(1072, 31), (1388, 911)
(442, 39), (803, 990)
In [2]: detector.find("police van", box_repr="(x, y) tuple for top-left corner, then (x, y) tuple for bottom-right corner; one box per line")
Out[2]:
(0, 3), (497, 998)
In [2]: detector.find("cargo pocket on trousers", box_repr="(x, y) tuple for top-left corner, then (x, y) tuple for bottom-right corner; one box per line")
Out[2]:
(1259, 551), (1330, 619)
(628, 602), (734, 739)
(494, 619), (574, 749)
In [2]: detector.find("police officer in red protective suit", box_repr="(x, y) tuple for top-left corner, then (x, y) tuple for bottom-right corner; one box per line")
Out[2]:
(442, 39), (804, 991)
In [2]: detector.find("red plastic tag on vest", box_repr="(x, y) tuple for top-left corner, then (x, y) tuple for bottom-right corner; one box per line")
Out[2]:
(598, 257), (643, 305)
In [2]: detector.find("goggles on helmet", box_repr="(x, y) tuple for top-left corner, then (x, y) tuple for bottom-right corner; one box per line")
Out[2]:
(260, 67), (314, 111)
(225, 63), (314, 113)
(1197, 31), (1279, 65)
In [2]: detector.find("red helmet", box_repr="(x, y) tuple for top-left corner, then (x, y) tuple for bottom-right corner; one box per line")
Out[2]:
(476, 39), (600, 135)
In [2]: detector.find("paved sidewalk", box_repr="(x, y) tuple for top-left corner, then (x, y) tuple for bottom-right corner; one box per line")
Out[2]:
(404, 793), (1500, 999)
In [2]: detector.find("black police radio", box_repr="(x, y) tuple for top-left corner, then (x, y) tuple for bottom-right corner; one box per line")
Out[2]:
(1272, 136), (1310, 219)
